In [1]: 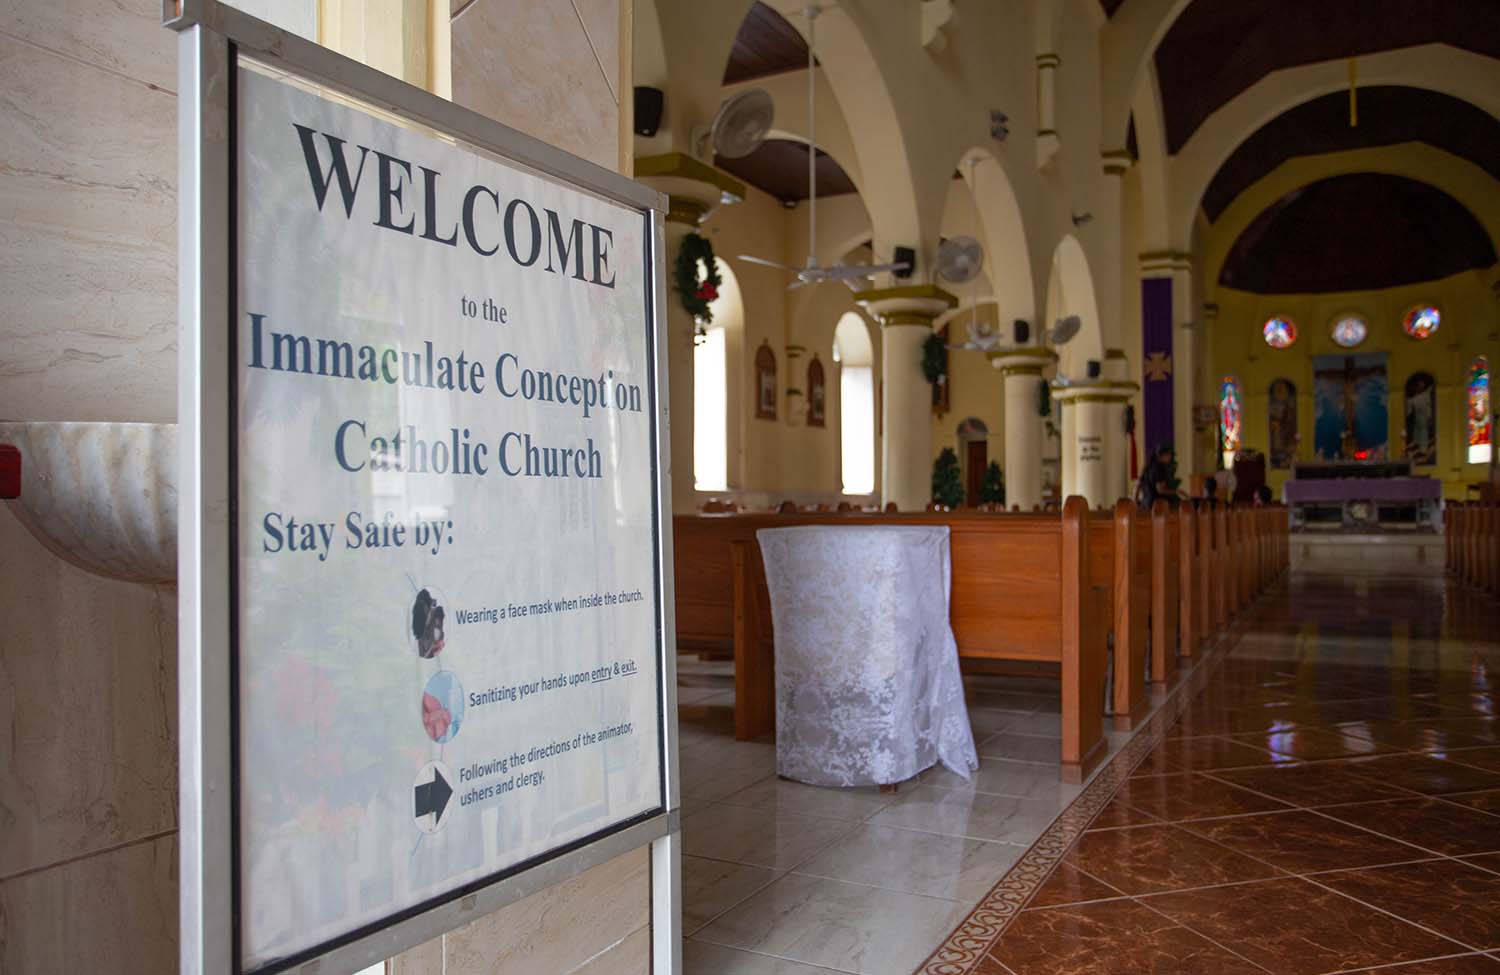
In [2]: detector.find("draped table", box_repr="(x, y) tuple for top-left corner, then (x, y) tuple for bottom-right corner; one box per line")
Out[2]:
(755, 524), (978, 787)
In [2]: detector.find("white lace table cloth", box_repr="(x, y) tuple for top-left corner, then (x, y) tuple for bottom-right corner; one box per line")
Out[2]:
(756, 524), (978, 787)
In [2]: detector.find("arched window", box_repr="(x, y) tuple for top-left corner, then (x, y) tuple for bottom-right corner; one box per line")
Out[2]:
(1470, 356), (1492, 465)
(1268, 379), (1297, 469)
(1404, 372), (1437, 465)
(693, 258), (740, 492)
(834, 313), (875, 495)
(1220, 376), (1243, 470)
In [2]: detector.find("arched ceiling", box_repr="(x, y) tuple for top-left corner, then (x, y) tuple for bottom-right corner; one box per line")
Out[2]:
(715, 138), (857, 203)
(723, 2), (811, 84)
(1153, 0), (1500, 152)
(1218, 173), (1496, 294)
(1202, 87), (1500, 222)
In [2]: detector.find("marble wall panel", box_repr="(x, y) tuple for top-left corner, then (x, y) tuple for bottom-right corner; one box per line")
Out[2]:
(0, 832), (178, 973)
(451, 0), (620, 171)
(0, 29), (177, 424)
(0, 511), (178, 880)
(440, 846), (650, 975)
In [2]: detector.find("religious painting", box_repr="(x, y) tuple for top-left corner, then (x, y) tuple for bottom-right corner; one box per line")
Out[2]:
(1403, 371), (1437, 466)
(754, 340), (777, 420)
(1219, 377), (1242, 468)
(1313, 353), (1388, 461)
(1470, 356), (1492, 465)
(806, 355), (826, 428)
(1268, 378), (1297, 469)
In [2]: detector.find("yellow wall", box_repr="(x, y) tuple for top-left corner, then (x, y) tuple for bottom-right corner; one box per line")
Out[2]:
(1208, 269), (1500, 498)
(932, 303), (1007, 493)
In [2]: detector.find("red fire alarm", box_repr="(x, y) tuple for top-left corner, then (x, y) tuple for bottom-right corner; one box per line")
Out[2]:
(0, 444), (20, 500)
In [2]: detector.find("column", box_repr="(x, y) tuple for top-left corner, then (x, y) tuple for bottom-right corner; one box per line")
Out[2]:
(1052, 383), (1133, 508)
(637, 154), (746, 511)
(855, 286), (960, 511)
(990, 347), (1058, 510)
(1104, 348), (1134, 501)
(1035, 53), (1061, 168)
(1139, 252), (1193, 477)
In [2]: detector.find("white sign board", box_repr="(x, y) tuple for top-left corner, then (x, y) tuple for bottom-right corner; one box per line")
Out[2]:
(232, 60), (664, 972)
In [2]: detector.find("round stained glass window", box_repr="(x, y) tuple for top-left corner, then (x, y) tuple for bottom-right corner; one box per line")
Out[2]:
(1331, 316), (1367, 348)
(1262, 317), (1297, 349)
(1403, 305), (1441, 340)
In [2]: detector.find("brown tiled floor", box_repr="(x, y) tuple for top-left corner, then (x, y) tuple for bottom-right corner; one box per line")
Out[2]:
(979, 568), (1500, 974)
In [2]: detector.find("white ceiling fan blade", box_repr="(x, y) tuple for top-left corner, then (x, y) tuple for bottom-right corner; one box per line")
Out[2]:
(825, 260), (911, 279)
(787, 278), (814, 291)
(737, 254), (797, 271)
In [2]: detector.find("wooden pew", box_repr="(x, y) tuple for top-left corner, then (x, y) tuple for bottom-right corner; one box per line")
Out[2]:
(673, 499), (1110, 780)
(1178, 501), (1200, 659)
(1151, 499), (1181, 685)
(1088, 500), (1151, 728)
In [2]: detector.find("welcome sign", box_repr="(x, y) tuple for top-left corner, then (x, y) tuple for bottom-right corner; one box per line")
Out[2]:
(231, 59), (665, 972)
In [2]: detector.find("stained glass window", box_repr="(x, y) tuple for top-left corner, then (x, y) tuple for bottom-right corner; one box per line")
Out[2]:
(1403, 305), (1441, 340)
(1220, 376), (1243, 469)
(1469, 356), (1492, 465)
(1331, 316), (1367, 348)
(1262, 317), (1297, 349)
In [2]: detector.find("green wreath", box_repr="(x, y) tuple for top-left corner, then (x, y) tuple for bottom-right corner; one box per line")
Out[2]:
(674, 232), (723, 323)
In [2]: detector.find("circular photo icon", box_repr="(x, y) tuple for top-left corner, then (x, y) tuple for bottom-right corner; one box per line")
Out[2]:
(412, 760), (455, 834)
(411, 587), (447, 658)
(421, 670), (465, 744)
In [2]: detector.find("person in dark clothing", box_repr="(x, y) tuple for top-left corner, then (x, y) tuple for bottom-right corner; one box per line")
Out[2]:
(1202, 476), (1219, 510)
(1137, 442), (1178, 510)
(1254, 484), (1274, 507)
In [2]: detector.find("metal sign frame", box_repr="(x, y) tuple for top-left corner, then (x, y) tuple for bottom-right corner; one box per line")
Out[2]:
(169, 3), (680, 972)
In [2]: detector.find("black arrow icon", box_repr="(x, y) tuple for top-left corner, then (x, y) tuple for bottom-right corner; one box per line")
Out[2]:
(414, 766), (454, 824)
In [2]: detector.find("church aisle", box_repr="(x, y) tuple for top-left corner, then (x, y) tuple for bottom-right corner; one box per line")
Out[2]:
(930, 569), (1500, 975)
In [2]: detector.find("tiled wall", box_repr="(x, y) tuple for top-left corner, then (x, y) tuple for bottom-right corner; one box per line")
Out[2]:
(0, 0), (645, 971)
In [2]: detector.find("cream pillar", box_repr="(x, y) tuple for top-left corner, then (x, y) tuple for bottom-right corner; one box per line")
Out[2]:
(1052, 384), (1134, 509)
(637, 154), (745, 512)
(990, 347), (1058, 510)
(1059, 392), (1077, 502)
(1102, 351), (1138, 505)
(856, 286), (960, 511)
(1036, 53), (1061, 168)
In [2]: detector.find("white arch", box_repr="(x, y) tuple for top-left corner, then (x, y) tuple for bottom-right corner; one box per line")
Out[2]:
(1130, 63), (1173, 252)
(1202, 144), (1500, 299)
(1098, 0), (1193, 149)
(955, 148), (1038, 330)
(761, 0), (924, 257)
(1169, 45), (1500, 248)
(1045, 235), (1105, 376)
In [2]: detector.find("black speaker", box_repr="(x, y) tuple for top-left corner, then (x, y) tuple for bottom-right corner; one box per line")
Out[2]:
(1013, 319), (1030, 344)
(893, 245), (916, 279)
(1087, 359), (1102, 379)
(634, 87), (664, 137)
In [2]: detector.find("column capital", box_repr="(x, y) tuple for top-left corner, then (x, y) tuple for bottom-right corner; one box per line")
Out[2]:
(853, 284), (959, 327)
(1138, 250), (1192, 277)
(1036, 52), (1061, 68)
(1101, 148), (1133, 177)
(635, 152), (746, 226)
(1051, 380), (1134, 405)
(988, 346), (1058, 375)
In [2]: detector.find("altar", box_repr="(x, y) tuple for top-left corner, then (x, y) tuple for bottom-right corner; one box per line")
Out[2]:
(1284, 460), (1442, 533)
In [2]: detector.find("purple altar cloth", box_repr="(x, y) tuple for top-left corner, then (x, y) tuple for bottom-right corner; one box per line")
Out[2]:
(1284, 478), (1442, 504)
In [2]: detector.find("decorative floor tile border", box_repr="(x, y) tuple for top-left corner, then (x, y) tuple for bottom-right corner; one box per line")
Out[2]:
(913, 591), (1276, 975)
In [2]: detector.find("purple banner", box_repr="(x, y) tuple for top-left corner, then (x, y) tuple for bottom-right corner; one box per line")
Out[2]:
(1141, 276), (1174, 453)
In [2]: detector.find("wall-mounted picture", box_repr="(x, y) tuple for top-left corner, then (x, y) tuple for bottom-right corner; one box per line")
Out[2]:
(755, 340), (777, 420)
(1267, 378), (1297, 469)
(1313, 353), (1388, 461)
(806, 355), (826, 427)
(1403, 371), (1437, 465)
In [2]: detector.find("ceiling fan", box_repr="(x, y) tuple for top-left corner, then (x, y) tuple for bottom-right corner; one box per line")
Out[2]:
(736, 5), (910, 290)
(940, 160), (996, 353)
